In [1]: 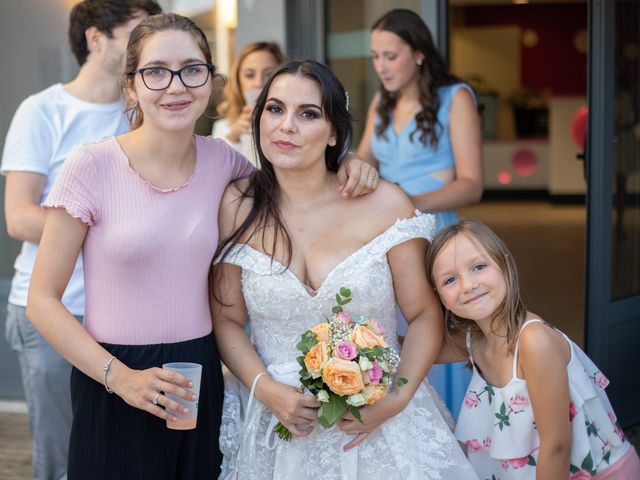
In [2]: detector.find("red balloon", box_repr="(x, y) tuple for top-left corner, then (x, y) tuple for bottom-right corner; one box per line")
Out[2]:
(571, 105), (588, 148)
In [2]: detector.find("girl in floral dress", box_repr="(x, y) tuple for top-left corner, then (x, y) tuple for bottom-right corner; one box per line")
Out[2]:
(426, 218), (640, 479)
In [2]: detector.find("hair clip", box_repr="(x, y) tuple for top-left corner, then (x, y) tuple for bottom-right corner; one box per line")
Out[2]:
(345, 91), (350, 111)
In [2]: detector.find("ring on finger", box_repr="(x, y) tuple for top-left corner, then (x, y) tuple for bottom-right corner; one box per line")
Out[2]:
(152, 392), (161, 405)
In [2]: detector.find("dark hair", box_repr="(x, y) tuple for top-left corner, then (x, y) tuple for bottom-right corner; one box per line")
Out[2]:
(425, 218), (528, 354)
(372, 9), (463, 148)
(212, 60), (352, 286)
(123, 13), (221, 130)
(68, 0), (161, 66)
(218, 42), (286, 123)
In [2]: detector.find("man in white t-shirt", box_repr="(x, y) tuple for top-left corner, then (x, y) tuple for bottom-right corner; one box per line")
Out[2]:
(1, 1), (160, 478)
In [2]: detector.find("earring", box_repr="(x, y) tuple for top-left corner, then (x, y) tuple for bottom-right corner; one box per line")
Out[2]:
(329, 137), (336, 147)
(416, 59), (423, 66)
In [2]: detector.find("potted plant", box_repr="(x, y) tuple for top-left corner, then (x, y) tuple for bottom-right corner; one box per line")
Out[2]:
(465, 75), (499, 139)
(508, 87), (549, 138)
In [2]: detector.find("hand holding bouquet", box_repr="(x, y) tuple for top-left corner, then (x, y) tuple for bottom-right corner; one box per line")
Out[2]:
(274, 288), (406, 440)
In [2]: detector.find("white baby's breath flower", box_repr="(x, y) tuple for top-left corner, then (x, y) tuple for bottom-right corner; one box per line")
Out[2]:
(317, 390), (329, 403)
(346, 393), (366, 407)
(359, 356), (373, 371)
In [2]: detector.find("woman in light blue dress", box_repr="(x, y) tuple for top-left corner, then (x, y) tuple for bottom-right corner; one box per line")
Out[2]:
(357, 9), (483, 418)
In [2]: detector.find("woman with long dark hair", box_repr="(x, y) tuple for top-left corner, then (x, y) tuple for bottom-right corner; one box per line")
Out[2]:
(212, 59), (476, 479)
(357, 9), (484, 417)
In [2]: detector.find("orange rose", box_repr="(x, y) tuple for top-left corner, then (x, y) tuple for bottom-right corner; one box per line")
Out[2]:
(351, 324), (386, 349)
(322, 358), (365, 396)
(310, 322), (330, 343)
(362, 384), (388, 405)
(304, 341), (329, 378)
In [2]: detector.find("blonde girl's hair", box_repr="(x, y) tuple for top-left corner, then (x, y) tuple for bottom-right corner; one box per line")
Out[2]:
(425, 218), (528, 354)
(122, 13), (220, 130)
(217, 42), (285, 123)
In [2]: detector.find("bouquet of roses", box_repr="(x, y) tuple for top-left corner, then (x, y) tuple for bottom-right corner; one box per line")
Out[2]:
(274, 287), (406, 440)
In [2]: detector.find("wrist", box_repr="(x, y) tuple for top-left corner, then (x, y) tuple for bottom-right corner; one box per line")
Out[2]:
(253, 372), (275, 405)
(105, 359), (130, 395)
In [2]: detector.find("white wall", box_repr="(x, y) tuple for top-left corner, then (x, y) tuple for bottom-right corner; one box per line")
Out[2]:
(235, 0), (286, 52)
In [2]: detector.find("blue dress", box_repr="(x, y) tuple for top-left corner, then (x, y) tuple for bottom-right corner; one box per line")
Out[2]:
(371, 83), (476, 419)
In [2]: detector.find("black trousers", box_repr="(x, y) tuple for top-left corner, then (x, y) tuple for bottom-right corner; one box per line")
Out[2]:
(67, 333), (224, 480)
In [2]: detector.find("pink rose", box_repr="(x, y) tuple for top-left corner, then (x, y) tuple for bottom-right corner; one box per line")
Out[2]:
(570, 469), (593, 480)
(569, 401), (577, 421)
(509, 394), (530, 413)
(367, 319), (385, 336)
(482, 437), (492, 450)
(464, 393), (479, 409)
(365, 362), (383, 384)
(335, 312), (352, 324)
(500, 456), (529, 470)
(336, 341), (358, 360)
(594, 371), (609, 388)
(464, 439), (484, 453)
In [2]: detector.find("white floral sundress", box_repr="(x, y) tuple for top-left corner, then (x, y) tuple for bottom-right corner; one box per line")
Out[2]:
(455, 319), (631, 480)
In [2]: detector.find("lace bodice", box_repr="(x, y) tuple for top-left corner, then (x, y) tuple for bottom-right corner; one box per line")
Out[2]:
(219, 212), (478, 479)
(222, 211), (435, 366)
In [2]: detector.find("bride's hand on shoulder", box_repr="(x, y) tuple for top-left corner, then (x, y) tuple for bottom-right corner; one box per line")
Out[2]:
(337, 390), (406, 451)
(258, 377), (321, 437)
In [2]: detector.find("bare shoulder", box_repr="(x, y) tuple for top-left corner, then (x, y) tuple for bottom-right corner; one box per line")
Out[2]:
(219, 177), (253, 239)
(518, 318), (570, 369)
(452, 85), (476, 104)
(365, 180), (416, 225)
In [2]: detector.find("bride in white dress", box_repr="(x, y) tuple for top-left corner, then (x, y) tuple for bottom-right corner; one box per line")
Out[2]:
(212, 59), (477, 480)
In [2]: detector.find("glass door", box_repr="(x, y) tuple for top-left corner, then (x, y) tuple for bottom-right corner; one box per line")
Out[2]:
(586, 0), (640, 427)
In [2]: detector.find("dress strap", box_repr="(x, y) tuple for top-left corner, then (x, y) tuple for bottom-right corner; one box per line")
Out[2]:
(465, 327), (475, 364)
(512, 319), (545, 377)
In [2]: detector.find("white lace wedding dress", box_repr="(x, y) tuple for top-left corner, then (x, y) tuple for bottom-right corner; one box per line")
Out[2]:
(219, 212), (477, 479)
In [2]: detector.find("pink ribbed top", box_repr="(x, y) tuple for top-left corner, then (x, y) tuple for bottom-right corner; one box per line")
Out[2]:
(44, 135), (253, 345)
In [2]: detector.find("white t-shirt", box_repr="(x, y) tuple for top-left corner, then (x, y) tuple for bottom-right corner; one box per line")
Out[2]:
(1, 83), (129, 314)
(211, 118), (259, 168)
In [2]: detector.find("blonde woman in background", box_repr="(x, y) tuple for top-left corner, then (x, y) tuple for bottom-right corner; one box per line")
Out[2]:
(212, 42), (285, 166)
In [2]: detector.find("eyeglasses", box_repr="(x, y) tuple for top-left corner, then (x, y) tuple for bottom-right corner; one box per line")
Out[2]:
(128, 63), (213, 91)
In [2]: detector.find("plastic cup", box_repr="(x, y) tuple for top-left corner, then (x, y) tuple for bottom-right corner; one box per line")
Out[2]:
(162, 362), (202, 430)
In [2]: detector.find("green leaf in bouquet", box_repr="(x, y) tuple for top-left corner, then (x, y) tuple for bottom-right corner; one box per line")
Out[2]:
(335, 293), (342, 305)
(296, 331), (318, 354)
(395, 377), (408, 387)
(359, 347), (377, 360)
(339, 287), (351, 298)
(348, 404), (363, 424)
(317, 393), (348, 428)
(338, 297), (351, 306)
(332, 305), (343, 314)
(296, 356), (306, 368)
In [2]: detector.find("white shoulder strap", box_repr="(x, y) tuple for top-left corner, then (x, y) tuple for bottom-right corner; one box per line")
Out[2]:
(513, 319), (545, 377)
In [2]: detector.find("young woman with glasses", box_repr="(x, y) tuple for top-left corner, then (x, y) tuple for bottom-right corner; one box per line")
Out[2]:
(26, 13), (376, 478)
